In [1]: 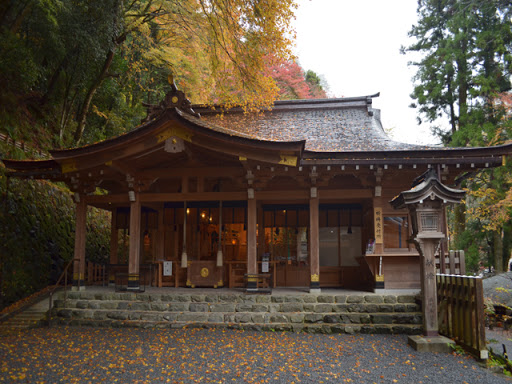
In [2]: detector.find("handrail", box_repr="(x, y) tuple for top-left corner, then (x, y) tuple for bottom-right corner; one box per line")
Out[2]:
(48, 258), (78, 327)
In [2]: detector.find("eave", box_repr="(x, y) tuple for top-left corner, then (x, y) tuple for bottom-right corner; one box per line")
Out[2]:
(301, 143), (512, 168)
(2, 107), (306, 181)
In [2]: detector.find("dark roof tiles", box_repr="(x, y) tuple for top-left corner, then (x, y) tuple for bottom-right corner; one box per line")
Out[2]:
(198, 104), (434, 152)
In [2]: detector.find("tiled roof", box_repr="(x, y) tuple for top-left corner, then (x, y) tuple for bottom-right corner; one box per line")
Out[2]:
(193, 97), (436, 152)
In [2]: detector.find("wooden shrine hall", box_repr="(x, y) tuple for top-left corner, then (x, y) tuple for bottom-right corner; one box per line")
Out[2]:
(3, 86), (512, 293)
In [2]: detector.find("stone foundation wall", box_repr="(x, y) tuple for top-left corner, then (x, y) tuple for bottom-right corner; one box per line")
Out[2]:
(53, 292), (422, 334)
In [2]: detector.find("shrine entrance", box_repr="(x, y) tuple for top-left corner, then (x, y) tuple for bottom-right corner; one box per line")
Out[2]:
(261, 204), (364, 288)
(262, 205), (310, 287)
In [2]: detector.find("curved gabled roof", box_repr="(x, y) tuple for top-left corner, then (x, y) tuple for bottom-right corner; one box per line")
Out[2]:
(390, 169), (465, 209)
(48, 108), (304, 162)
(3, 89), (512, 179)
(3, 101), (306, 177)
(195, 94), (433, 152)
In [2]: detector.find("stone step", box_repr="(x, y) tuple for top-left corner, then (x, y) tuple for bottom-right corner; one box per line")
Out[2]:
(0, 295), (51, 330)
(64, 292), (419, 306)
(14, 312), (47, 319)
(0, 309), (48, 330)
(0, 316), (44, 329)
(55, 300), (420, 314)
(52, 291), (423, 334)
(54, 308), (421, 323)
(53, 318), (422, 334)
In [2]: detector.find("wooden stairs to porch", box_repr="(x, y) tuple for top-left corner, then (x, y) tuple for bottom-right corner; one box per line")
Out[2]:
(52, 290), (423, 334)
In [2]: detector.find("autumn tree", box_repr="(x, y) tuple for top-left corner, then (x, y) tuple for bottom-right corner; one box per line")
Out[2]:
(404, 0), (512, 272)
(265, 59), (327, 100)
(0, 0), (297, 146)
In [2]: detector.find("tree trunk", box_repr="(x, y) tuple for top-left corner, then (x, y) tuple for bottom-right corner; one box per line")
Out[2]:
(73, 49), (115, 144)
(493, 229), (504, 273)
(9, 1), (32, 33)
(456, 27), (469, 135)
(452, 203), (466, 247)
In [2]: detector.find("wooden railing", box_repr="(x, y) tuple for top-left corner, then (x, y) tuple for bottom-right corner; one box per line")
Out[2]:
(85, 261), (106, 285)
(436, 250), (466, 275)
(48, 258), (77, 327)
(437, 274), (488, 359)
(0, 132), (49, 158)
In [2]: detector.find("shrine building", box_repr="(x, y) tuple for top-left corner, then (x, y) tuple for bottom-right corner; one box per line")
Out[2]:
(3, 87), (512, 293)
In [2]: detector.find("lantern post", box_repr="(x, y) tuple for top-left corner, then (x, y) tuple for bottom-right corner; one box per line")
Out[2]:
(390, 169), (465, 351)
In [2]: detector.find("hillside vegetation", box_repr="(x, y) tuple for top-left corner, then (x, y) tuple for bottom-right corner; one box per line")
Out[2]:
(0, 1), (329, 308)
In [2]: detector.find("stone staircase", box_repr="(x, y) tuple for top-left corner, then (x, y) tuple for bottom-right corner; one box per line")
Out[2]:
(53, 290), (423, 334)
(0, 298), (50, 330)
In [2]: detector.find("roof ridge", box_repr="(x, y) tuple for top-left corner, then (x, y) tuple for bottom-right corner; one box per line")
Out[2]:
(191, 93), (380, 114)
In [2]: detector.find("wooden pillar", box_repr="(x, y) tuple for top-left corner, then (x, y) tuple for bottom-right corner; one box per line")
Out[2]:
(156, 206), (165, 260)
(257, 202), (265, 259)
(151, 206), (165, 288)
(109, 209), (118, 286)
(128, 197), (141, 290)
(373, 198), (384, 288)
(216, 201), (223, 267)
(72, 198), (87, 291)
(309, 194), (320, 292)
(416, 238), (440, 336)
(246, 196), (258, 291)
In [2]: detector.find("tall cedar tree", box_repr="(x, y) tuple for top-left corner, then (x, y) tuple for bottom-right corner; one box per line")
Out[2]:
(404, 0), (512, 271)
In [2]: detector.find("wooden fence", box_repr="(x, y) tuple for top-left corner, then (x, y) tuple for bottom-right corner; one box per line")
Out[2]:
(436, 250), (466, 275)
(0, 132), (49, 158)
(437, 274), (488, 359)
(85, 262), (106, 285)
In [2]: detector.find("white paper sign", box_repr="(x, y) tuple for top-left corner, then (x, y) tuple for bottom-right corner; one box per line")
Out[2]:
(262, 261), (269, 273)
(163, 261), (173, 276)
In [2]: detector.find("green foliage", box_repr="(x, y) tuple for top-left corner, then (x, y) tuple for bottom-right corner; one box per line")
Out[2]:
(405, 0), (512, 139)
(0, 171), (110, 309)
(449, 343), (466, 356)
(0, 0), (298, 148)
(452, 226), (485, 274)
(406, 1), (512, 271)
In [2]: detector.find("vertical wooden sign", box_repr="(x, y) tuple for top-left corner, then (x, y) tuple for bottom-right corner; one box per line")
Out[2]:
(374, 207), (383, 244)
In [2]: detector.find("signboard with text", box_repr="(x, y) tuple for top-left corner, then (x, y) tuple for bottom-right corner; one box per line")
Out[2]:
(374, 207), (383, 244)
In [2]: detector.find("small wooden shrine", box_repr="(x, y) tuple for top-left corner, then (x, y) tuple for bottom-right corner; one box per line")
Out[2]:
(3, 86), (512, 292)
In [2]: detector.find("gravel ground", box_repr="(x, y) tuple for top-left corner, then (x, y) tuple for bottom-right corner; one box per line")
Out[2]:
(0, 327), (510, 384)
(488, 328), (512, 359)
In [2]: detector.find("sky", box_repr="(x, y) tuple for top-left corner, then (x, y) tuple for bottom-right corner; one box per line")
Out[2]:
(293, 0), (439, 145)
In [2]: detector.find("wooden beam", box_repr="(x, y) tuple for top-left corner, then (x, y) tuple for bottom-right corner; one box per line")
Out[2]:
(257, 202), (265, 260)
(109, 210), (118, 264)
(86, 189), (374, 205)
(156, 205), (165, 261)
(73, 199), (87, 291)
(309, 196), (320, 291)
(247, 198), (257, 276)
(85, 195), (129, 204)
(128, 197), (141, 290)
(255, 190), (309, 200)
(141, 192), (247, 202)
(319, 189), (373, 199)
(181, 176), (188, 193)
(302, 156), (503, 167)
